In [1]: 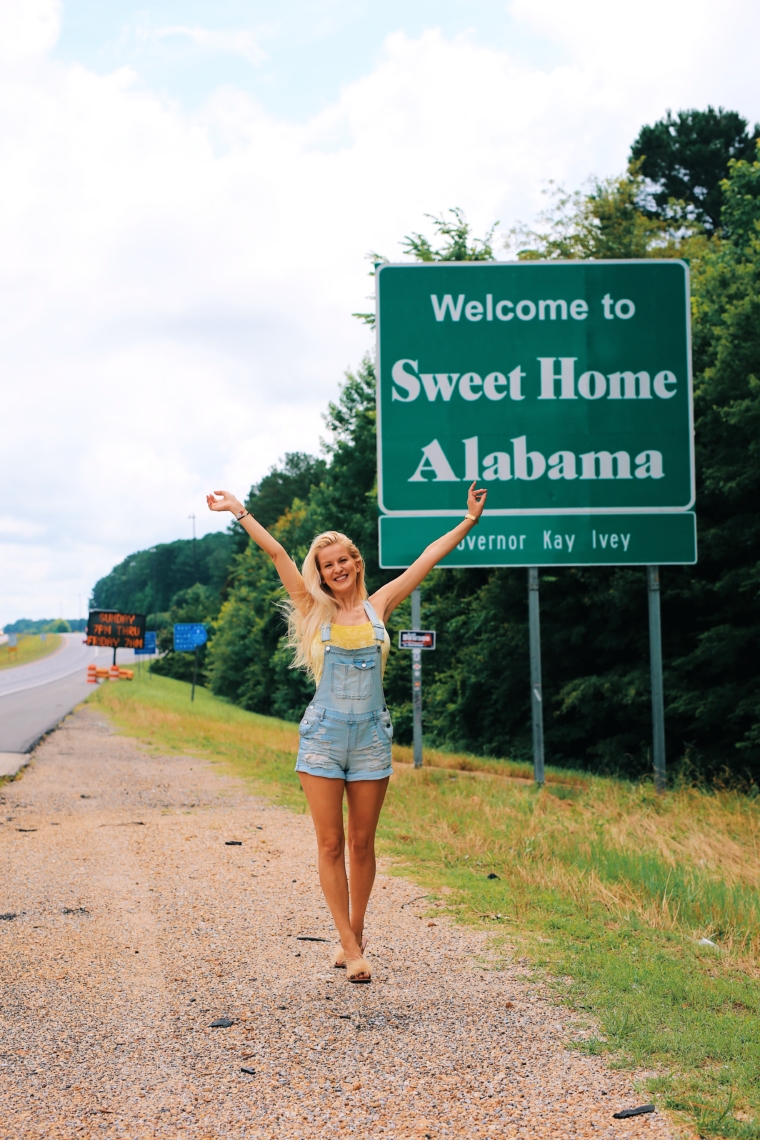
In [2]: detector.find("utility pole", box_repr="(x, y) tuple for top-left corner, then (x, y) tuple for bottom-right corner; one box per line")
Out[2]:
(149, 547), (158, 680)
(188, 514), (197, 582)
(149, 548), (158, 627)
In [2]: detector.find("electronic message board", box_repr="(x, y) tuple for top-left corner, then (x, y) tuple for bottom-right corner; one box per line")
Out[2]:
(86, 611), (146, 649)
(376, 260), (696, 567)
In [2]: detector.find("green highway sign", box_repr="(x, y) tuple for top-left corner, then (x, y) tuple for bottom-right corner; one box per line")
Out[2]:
(379, 512), (697, 568)
(376, 260), (694, 519)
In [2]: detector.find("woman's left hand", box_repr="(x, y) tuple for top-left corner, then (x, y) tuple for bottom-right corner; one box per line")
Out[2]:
(467, 481), (487, 520)
(467, 478), (489, 519)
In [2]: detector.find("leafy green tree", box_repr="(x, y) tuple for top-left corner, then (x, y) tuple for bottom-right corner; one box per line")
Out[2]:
(402, 207), (497, 262)
(630, 106), (759, 230)
(230, 452), (327, 554)
(4, 618), (85, 633)
(90, 532), (232, 621)
(663, 145), (760, 766)
(507, 164), (686, 261)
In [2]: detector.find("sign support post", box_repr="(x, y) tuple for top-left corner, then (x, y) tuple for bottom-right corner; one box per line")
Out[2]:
(647, 566), (666, 792)
(191, 645), (199, 703)
(528, 568), (545, 786)
(411, 588), (423, 769)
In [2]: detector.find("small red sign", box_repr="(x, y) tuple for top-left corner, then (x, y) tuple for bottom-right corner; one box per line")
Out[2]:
(398, 630), (436, 650)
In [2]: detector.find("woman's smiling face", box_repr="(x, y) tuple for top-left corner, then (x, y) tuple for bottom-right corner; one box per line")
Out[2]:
(317, 542), (360, 596)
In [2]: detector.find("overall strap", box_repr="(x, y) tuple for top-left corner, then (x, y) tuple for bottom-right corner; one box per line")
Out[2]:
(363, 600), (386, 643)
(321, 624), (331, 642)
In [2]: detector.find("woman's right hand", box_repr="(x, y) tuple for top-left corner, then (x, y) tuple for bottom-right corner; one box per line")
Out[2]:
(206, 489), (306, 602)
(206, 489), (244, 515)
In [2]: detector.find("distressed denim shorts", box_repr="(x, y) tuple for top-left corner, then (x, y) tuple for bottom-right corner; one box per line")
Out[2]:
(295, 704), (393, 782)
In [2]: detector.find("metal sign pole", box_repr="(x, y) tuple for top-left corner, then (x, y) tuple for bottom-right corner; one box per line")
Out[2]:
(528, 568), (545, 786)
(647, 566), (666, 792)
(191, 644), (199, 703)
(411, 587), (423, 769)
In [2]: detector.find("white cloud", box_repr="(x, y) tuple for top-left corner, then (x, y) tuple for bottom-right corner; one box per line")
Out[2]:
(0, 0), (60, 63)
(143, 24), (266, 65)
(508, 0), (760, 114)
(0, 517), (41, 538)
(1, 0), (759, 619)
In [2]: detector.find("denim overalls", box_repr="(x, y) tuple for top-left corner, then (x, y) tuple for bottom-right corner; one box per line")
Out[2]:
(295, 600), (394, 782)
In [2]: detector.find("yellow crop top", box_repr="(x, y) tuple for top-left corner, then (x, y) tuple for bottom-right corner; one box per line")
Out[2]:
(311, 621), (391, 685)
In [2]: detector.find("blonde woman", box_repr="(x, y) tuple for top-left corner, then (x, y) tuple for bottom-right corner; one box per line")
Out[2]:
(207, 483), (487, 982)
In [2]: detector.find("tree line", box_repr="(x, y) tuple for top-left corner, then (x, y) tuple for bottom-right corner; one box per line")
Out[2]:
(92, 107), (760, 783)
(3, 618), (86, 634)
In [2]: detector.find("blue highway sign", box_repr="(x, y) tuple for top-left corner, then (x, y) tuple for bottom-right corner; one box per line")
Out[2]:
(135, 631), (157, 656)
(173, 623), (208, 652)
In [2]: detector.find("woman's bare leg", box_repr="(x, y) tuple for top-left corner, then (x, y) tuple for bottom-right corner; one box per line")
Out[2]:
(298, 773), (363, 960)
(345, 777), (389, 945)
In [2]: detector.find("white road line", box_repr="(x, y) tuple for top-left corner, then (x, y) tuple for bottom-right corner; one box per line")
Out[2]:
(0, 635), (103, 698)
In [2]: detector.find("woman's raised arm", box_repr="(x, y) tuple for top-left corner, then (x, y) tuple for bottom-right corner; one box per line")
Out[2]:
(206, 490), (307, 604)
(370, 482), (487, 622)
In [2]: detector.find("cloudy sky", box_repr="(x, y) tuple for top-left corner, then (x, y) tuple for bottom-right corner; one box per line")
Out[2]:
(2, 0), (759, 623)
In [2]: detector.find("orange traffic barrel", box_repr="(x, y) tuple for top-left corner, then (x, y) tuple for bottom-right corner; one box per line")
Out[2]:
(109, 664), (120, 681)
(87, 663), (98, 684)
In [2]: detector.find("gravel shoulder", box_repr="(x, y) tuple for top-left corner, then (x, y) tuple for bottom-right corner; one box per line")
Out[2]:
(0, 707), (679, 1139)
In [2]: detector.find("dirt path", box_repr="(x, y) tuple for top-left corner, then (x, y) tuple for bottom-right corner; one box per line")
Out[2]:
(0, 707), (676, 1140)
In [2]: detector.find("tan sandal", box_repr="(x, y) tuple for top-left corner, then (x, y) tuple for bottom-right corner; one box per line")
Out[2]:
(333, 937), (367, 969)
(346, 955), (372, 984)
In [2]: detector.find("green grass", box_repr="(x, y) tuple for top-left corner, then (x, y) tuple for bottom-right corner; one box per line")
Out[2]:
(0, 632), (62, 671)
(90, 674), (760, 1139)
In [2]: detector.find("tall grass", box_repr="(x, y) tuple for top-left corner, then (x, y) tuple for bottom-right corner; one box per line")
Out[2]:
(91, 675), (760, 1139)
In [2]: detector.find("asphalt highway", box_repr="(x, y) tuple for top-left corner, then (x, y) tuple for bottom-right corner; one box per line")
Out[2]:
(0, 634), (138, 754)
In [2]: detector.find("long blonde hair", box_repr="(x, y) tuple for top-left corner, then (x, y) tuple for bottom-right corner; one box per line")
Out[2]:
(284, 531), (367, 677)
